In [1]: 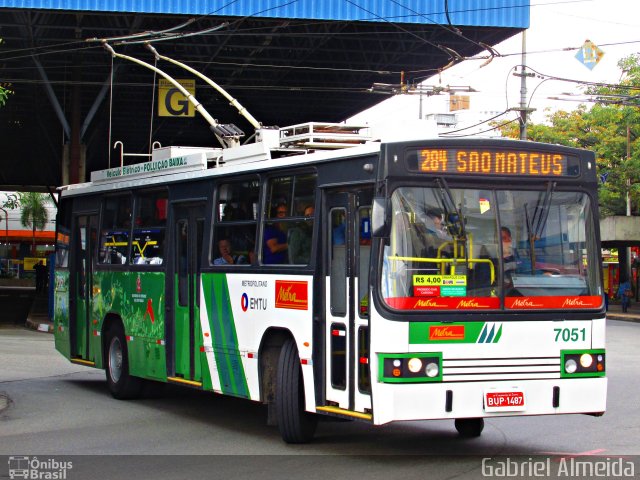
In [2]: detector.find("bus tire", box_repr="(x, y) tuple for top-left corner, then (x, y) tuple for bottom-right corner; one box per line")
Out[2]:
(454, 418), (484, 438)
(276, 338), (318, 443)
(105, 322), (142, 400)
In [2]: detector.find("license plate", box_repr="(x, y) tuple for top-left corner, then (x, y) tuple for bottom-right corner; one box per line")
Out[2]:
(484, 389), (526, 412)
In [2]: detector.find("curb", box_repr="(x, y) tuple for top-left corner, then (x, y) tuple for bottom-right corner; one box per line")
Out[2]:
(25, 316), (54, 333)
(607, 314), (640, 323)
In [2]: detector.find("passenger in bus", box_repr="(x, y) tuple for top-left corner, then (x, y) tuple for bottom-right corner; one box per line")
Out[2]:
(214, 238), (247, 265)
(426, 209), (448, 240)
(288, 205), (314, 264)
(263, 203), (288, 264)
(501, 227), (518, 286)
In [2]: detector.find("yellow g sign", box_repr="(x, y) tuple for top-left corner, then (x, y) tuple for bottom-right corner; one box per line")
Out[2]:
(158, 79), (195, 117)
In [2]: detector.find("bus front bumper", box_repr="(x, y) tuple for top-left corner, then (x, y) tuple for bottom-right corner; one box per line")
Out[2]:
(371, 377), (607, 425)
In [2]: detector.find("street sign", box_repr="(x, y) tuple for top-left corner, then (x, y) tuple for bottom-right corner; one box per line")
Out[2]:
(575, 40), (605, 71)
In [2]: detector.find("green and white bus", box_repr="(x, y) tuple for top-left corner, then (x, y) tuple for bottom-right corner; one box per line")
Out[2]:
(54, 126), (606, 443)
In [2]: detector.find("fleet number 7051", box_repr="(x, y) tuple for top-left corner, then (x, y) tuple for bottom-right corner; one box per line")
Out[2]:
(554, 327), (586, 342)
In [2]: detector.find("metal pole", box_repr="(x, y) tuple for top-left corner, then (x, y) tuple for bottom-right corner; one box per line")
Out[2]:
(519, 31), (528, 140)
(0, 207), (7, 258)
(627, 125), (631, 217)
(627, 125), (632, 290)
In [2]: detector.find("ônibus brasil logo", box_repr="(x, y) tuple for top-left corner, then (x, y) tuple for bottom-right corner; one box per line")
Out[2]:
(8, 456), (72, 479)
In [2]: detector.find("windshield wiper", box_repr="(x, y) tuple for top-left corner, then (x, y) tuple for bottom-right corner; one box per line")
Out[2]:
(524, 181), (556, 274)
(533, 181), (556, 240)
(435, 177), (466, 238)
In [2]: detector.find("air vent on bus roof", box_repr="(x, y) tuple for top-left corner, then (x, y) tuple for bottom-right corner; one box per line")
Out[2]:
(279, 122), (371, 149)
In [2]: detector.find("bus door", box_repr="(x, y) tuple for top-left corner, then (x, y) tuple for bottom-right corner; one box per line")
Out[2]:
(324, 189), (372, 415)
(70, 213), (98, 363)
(170, 203), (206, 385)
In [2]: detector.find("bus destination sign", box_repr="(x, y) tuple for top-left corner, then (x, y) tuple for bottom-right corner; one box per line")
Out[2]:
(410, 148), (578, 177)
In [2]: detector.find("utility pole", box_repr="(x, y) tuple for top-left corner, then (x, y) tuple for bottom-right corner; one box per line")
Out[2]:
(626, 124), (633, 297)
(513, 31), (535, 140)
(627, 125), (632, 217)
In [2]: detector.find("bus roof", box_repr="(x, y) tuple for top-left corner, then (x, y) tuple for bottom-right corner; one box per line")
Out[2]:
(61, 123), (382, 197)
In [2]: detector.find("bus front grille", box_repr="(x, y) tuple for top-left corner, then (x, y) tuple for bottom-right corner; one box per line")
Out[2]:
(442, 357), (561, 382)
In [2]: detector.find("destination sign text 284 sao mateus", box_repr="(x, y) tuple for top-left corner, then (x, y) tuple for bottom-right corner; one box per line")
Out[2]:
(413, 148), (574, 177)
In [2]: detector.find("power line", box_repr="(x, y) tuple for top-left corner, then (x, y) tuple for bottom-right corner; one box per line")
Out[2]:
(439, 116), (520, 138)
(437, 109), (512, 135)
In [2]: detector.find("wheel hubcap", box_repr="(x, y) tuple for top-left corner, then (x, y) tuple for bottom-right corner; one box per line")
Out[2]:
(108, 337), (123, 383)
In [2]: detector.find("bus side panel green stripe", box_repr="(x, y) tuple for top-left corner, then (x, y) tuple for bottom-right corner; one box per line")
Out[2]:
(203, 273), (249, 398)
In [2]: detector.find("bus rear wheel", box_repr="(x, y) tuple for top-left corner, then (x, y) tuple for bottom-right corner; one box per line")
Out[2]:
(105, 323), (142, 399)
(276, 338), (318, 443)
(454, 418), (484, 438)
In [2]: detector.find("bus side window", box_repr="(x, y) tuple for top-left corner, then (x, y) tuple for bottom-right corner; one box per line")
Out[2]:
(262, 172), (317, 265)
(130, 189), (168, 265)
(213, 178), (259, 265)
(288, 205), (314, 265)
(99, 194), (132, 265)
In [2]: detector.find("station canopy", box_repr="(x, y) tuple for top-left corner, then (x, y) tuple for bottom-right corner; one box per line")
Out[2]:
(0, 1), (529, 189)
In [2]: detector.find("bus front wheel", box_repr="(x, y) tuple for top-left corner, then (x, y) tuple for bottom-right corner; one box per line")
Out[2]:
(105, 323), (142, 399)
(454, 418), (484, 437)
(276, 338), (318, 443)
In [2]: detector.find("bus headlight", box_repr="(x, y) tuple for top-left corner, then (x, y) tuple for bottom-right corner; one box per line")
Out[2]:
(564, 358), (578, 374)
(379, 353), (442, 383)
(579, 354), (593, 368)
(407, 358), (423, 373)
(561, 350), (605, 377)
(425, 362), (439, 378)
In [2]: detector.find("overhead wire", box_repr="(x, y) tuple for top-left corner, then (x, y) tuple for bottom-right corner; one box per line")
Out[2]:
(386, 0), (500, 64)
(1, 0), (637, 104)
(343, 0), (464, 68)
(438, 109), (513, 135)
(439, 117), (520, 138)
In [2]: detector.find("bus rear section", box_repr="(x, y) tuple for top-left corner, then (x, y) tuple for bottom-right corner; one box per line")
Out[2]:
(367, 140), (606, 435)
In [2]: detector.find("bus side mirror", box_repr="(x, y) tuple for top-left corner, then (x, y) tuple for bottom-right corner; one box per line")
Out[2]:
(371, 197), (388, 237)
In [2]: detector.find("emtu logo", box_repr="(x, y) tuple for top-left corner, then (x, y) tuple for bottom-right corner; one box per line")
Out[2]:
(241, 293), (249, 312)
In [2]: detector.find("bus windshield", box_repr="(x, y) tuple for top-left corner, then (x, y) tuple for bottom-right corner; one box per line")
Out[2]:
(381, 185), (602, 312)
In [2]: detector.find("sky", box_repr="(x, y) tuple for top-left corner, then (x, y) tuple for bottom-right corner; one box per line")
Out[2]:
(349, 0), (640, 130)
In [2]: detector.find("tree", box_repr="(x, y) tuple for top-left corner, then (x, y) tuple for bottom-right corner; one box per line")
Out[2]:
(497, 54), (640, 217)
(0, 192), (20, 241)
(0, 39), (12, 107)
(20, 193), (50, 255)
(0, 86), (10, 107)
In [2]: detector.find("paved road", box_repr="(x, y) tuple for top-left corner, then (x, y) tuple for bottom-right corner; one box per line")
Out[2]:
(1, 322), (638, 479)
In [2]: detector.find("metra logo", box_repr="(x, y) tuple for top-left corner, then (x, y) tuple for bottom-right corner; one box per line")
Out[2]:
(429, 325), (465, 340)
(457, 299), (487, 308)
(241, 293), (267, 312)
(509, 297), (544, 308)
(562, 297), (590, 307)
(275, 280), (308, 310)
(413, 299), (447, 308)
